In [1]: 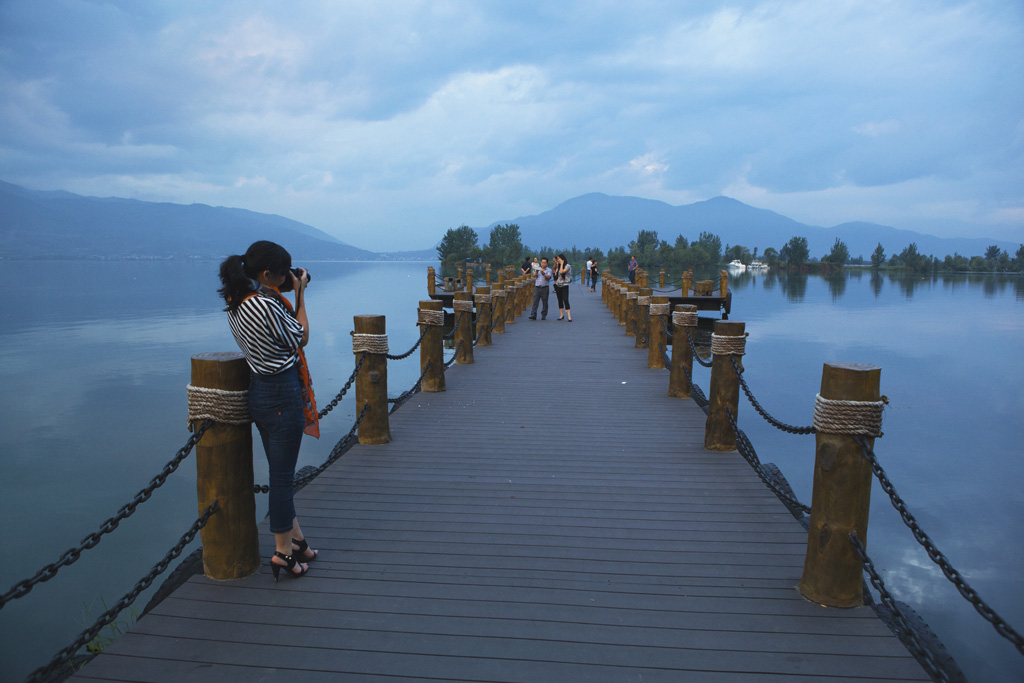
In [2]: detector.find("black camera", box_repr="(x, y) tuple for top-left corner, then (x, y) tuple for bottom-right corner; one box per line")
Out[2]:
(278, 267), (311, 292)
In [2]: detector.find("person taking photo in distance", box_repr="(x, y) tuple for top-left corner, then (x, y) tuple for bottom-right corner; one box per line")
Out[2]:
(529, 256), (553, 320)
(553, 253), (573, 321)
(218, 240), (319, 582)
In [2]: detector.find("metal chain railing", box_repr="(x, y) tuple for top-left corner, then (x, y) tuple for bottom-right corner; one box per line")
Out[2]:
(687, 332), (713, 367)
(680, 363), (710, 413)
(316, 353), (366, 419)
(0, 420), (213, 611)
(445, 341), (463, 368)
(443, 311), (465, 339)
(294, 403), (370, 489)
(388, 361), (431, 414)
(385, 327), (428, 361)
(854, 436), (1024, 655)
(658, 342), (671, 368)
(849, 532), (951, 682)
(726, 407), (811, 515)
(24, 501), (220, 683)
(729, 356), (816, 435)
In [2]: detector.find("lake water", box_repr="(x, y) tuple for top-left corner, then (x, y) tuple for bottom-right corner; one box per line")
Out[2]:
(0, 261), (1021, 682)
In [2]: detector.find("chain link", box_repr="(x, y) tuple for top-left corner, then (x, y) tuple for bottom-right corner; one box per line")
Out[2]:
(385, 327), (428, 361)
(388, 360), (431, 413)
(0, 420), (212, 611)
(848, 532), (951, 682)
(855, 437), (1024, 655)
(294, 403), (370, 489)
(24, 501), (220, 683)
(316, 353), (367, 419)
(725, 407), (811, 515)
(445, 340), (463, 368)
(659, 342), (671, 369)
(687, 332), (714, 367)
(443, 311), (465, 339)
(680, 363), (710, 414)
(729, 356), (817, 435)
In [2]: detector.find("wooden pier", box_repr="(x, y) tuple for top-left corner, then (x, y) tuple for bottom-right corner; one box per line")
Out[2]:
(73, 284), (928, 682)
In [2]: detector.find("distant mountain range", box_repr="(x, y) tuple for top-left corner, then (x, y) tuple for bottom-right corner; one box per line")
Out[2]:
(0, 180), (381, 260)
(489, 193), (1019, 260)
(1, 180), (1016, 261)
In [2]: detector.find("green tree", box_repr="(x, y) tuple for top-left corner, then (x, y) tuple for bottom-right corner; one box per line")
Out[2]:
(437, 225), (480, 264)
(724, 243), (752, 264)
(1015, 245), (1024, 271)
(823, 237), (849, 265)
(482, 223), (523, 268)
(870, 243), (886, 269)
(696, 231), (722, 265)
(762, 247), (779, 267)
(779, 236), (809, 267)
(984, 244), (1003, 261)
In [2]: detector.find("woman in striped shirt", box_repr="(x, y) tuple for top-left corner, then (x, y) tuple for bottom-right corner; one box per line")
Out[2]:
(219, 241), (318, 581)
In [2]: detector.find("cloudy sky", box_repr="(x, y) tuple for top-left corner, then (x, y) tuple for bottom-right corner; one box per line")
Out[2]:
(1, 1), (1021, 251)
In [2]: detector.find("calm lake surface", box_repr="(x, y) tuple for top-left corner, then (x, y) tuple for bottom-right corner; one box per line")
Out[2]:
(0, 261), (1021, 682)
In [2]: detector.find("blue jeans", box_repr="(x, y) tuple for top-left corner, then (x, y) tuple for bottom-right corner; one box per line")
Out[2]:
(248, 366), (304, 534)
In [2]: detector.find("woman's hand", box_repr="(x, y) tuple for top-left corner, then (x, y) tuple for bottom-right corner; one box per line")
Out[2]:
(290, 268), (309, 292)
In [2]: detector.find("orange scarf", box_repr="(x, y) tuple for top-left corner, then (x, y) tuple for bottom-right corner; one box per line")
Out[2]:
(245, 286), (320, 439)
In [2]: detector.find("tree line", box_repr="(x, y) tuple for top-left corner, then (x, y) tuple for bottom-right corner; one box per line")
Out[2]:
(437, 224), (1024, 274)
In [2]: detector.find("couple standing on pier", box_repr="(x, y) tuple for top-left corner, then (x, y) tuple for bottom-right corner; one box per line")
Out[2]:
(523, 254), (573, 321)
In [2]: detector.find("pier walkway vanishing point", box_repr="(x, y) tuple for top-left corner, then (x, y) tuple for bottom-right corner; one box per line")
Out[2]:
(73, 285), (928, 682)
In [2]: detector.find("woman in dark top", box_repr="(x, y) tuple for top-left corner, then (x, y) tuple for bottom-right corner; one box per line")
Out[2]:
(218, 241), (319, 581)
(589, 260), (599, 292)
(553, 253), (573, 321)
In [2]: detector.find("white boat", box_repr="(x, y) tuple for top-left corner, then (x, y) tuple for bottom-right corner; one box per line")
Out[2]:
(727, 259), (745, 271)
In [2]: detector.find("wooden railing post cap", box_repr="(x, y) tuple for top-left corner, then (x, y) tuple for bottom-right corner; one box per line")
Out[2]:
(820, 363), (881, 398)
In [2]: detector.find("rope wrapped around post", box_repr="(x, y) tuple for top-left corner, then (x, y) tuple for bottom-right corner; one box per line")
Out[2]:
(673, 309), (698, 328)
(418, 300), (446, 393)
(417, 309), (445, 326)
(710, 332), (747, 357)
(352, 333), (389, 355)
(186, 385), (250, 426)
(648, 303), (670, 317)
(453, 299), (475, 313)
(813, 394), (888, 437)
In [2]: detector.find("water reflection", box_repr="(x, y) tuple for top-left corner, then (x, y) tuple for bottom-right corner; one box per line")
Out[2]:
(871, 271), (884, 298)
(825, 271), (847, 301)
(779, 272), (808, 302)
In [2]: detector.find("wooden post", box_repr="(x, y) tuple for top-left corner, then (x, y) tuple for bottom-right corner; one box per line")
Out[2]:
(704, 320), (745, 452)
(497, 269), (505, 285)
(618, 283), (628, 327)
(354, 314), (391, 444)
(681, 271), (691, 296)
(635, 287), (652, 349)
(466, 267), (474, 292)
(798, 363), (881, 608)
(647, 296), (669, 368)
(640, 270), (648, 288)
(191, 352), (260, 580)
(505, 281), (517, 325)
(457, 266), (463, 284)
(492, 285), (506, 334)
(427, 266), (436, 297)
(659, 269), (665, 287)
(486, 266), (492, 285)
(475, 286), (492, 347)
(668, 305), (697, 398)
(625, 286), (638, 336)
(453, 292), (474, 364)
(418, 300), (445, 393)
(720, 270), (728, 298)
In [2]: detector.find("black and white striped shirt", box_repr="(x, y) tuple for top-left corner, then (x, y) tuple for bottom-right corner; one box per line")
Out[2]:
(227, 293), (304, 375)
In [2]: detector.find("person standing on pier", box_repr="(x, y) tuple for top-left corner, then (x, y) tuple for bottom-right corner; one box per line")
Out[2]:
(585, 257), (593, 287)
(218, 240), (319, 582)
(628, 254), (638, 283)
(521, 256), (532, 277)
(553, 253), (573, 321)
(529, 257), (553, 320)
(590, 259), (599, 292)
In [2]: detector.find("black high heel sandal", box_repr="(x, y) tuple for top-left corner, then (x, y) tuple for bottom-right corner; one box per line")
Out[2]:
(292, 537), (318, 562)
(270, 551), (308, 582)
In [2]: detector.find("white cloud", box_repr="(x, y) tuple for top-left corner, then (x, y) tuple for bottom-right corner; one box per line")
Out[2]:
(0, 0), (1020, 249)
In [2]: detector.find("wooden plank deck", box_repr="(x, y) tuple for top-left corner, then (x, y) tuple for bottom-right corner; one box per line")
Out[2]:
(74, 284), (927, 682)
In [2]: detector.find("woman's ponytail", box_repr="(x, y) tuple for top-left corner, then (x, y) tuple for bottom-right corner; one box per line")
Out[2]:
(218, 241), (292, 312)
(218, 254), (250, 311)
